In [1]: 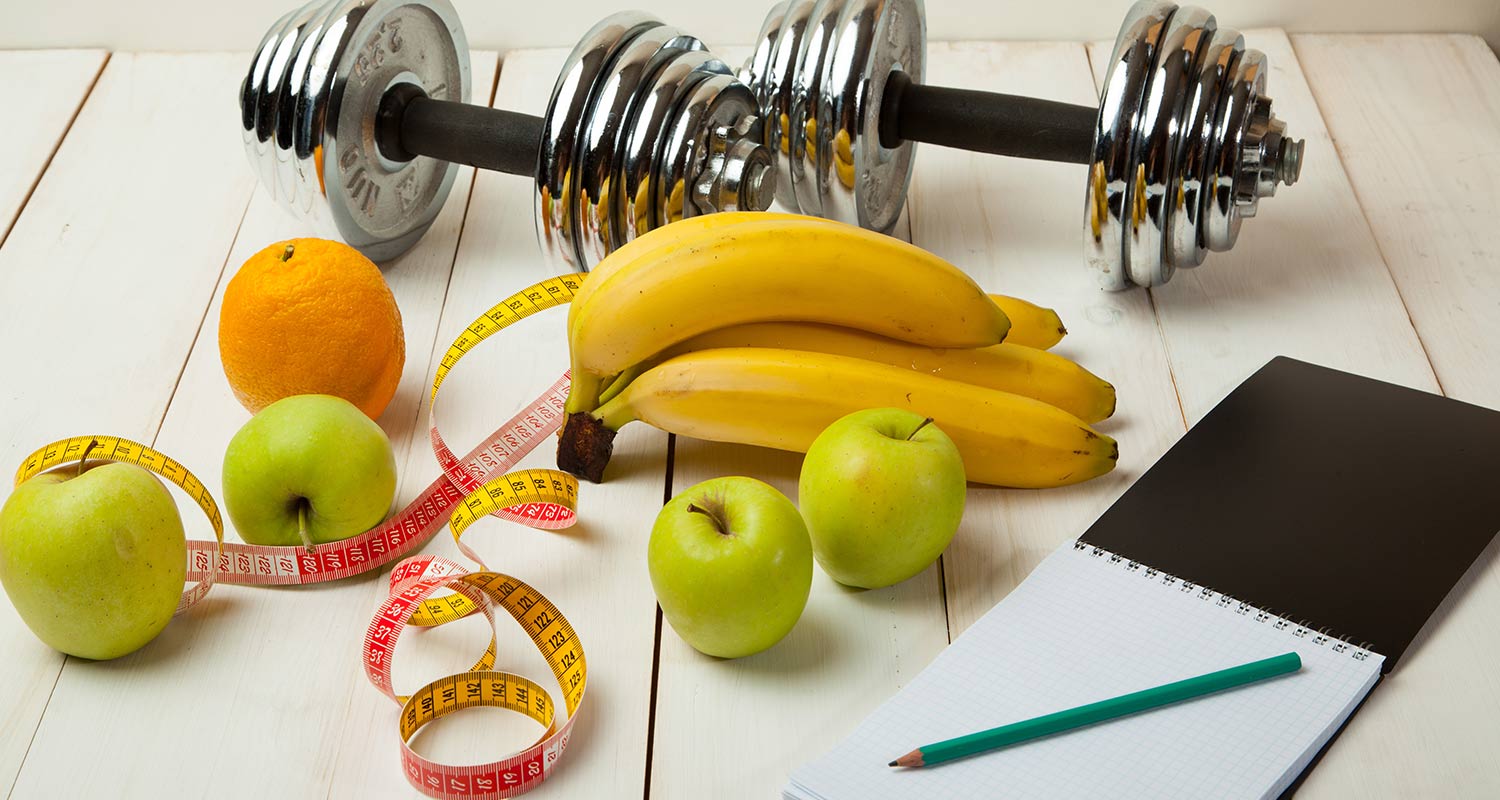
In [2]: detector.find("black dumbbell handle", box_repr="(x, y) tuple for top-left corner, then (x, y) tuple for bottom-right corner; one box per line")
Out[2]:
(374, 76), (1097, 179)
(377, 83), (544, 177)
(880, 71), (1096, 165)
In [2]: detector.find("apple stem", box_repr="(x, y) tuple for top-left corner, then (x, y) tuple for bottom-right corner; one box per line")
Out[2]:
(686, 503), (732, 537)
(76, 438), (100, 479)
(280, 243), (295, 262)
(907, 417), (935, 441)
(297, 500), (314, 553)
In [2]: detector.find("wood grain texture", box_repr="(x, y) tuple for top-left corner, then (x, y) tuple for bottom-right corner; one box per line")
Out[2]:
(6, 51), (500, 799)
(1290, 33), (1500, 798)
(906, 41), (1187, 638)
(0, 31), (1496, 800)
(0, 53), (260, 794)
(645, 48), (950, 800)
(1087, 30), (1439, 420)
(329, 47), (670, 799)
(0, 50), (105, 245)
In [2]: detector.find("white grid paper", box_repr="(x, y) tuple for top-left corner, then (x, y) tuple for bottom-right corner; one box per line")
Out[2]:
(785, 541), (1384, 800)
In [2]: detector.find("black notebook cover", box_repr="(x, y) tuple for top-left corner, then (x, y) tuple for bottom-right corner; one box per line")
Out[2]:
(1081, 356), (1500, 672)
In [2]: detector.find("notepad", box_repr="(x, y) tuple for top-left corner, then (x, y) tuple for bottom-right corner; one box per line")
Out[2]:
(786, 541), (1383, 800)
(787, 358), (1500, 800)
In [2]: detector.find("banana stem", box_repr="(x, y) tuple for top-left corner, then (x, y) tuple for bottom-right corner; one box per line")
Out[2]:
(593, 394), (638, 432)
(596, 363), (646, 406)
(564, 372), (607, 415)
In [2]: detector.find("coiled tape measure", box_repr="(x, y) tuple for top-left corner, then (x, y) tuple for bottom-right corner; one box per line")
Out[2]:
(14, 274), (589, 799)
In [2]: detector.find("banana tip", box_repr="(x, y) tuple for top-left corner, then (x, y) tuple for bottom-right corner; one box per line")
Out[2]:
(557, 412), (616, 483)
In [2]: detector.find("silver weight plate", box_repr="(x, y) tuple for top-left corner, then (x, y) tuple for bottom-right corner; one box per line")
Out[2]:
(1084, 1), (1176, 291)
(756, 1), (817, 211)
(243, 1), (331, 220)
(1123, 5), (1213, 289)
(241, 0), (469, 262)
(617, 49), (720, 246)
(821, 0), (923, 233)
(787, 0), (844, 218)
(572, 24), (702, 269)
(741, 3), (786, 107)
(536, 12), (661, 269)
(651, 73), (758, 228)
(1167, 29), (1241, 270)
(1204, 47), (1263, 252)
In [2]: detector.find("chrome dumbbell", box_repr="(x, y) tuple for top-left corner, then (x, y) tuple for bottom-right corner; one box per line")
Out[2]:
(738, 0), (1303, 289)
(241, 0), (773, 268)
(240, 0), (1301, 288)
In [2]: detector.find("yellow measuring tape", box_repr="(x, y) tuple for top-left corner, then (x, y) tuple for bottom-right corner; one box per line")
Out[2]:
(14, 273), (592, 799)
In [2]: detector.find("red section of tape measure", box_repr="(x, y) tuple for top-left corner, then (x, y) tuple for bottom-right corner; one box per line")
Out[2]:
(369, 555), (586, 799)
(429, 275), (581, 531)
(181, 372), (572, 591)
(13, 274), (591, 800)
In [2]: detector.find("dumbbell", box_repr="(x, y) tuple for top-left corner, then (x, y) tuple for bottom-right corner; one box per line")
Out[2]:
(240, 0), (1301, 289)
(241, 0), (777, 269)
(741, 1), (1303, 290)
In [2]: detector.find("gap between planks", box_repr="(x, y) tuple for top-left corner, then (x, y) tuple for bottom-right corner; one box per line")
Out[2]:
(1286, 33), (1500, 797)
(0, 52), (109, 250)
(0, 53), (112, 795)
(4, 51), (499, 799)
(0, 52), (263, 797)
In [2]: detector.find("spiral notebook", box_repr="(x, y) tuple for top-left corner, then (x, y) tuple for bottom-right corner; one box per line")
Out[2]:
(787, 358), (1500, 800)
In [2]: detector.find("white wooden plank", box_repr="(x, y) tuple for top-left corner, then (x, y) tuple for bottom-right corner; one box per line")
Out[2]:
(0, 53), (260, 794)
(1083, 29), (1475, 799)
(651, 440), (949, 800)
(1294, 35), (1500, 412)
(907, 42), (1187, 637)
(0, 50), (105, 245)
(647, 45), (950, 800)
(324, 47), (670, 799)
(7, 51), (500, 800)
(1286, 33), (1500, 798)
(1087, 30), (1440, 420)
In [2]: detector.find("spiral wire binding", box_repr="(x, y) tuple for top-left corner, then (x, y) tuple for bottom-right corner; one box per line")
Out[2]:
(1071, 540), (1376, 663)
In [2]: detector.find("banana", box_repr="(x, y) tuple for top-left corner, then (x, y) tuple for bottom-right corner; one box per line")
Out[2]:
(558, 348), (1117, 488)
(612, 322), (1115, 423)
(990, 295), (1067, 349)
(565, 212), (1010, 413)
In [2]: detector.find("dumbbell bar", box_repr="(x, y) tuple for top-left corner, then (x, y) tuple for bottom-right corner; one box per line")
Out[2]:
(240, 0), (1301, 289)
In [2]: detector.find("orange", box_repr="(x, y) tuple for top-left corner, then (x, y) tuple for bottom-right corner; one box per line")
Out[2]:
(219, 238), (405, 420)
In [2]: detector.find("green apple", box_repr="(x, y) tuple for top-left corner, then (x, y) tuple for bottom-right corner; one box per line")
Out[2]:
(223, 394), (396, 547)
(0, 461), (186, 659)
(648, 476), (812, 658)
(799, 408), (966, 589)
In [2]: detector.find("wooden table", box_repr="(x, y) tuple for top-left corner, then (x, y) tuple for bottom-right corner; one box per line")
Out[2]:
(2, 32), (1497, 798)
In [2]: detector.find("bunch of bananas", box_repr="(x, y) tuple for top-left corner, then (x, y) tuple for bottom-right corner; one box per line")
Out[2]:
(557, 212), (1118, 488)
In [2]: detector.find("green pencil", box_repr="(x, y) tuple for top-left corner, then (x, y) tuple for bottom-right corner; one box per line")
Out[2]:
(889, 651), (1302, 768)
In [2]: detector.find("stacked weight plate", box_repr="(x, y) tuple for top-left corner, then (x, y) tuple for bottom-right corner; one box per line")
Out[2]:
(536, 14), (767, 270)
(740, 0), (925, 235)
(241, 0), (470, 262)
(1086, 1), (1300, 290)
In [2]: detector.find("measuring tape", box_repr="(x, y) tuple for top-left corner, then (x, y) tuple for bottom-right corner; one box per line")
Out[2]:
(13, 273), (592, 799)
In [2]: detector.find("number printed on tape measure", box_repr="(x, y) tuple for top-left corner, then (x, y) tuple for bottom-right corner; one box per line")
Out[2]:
(15, 273), (593, 799)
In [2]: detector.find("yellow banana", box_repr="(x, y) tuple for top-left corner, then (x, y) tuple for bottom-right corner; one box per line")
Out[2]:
(558, 348), (1117, 488)
(617, 322), (1114, 423)
(990, 295), (1066, 349)
(565, 213), (1010, 413)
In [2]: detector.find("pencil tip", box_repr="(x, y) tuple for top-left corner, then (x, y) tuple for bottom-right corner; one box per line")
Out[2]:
(887, 761), (897, 767)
